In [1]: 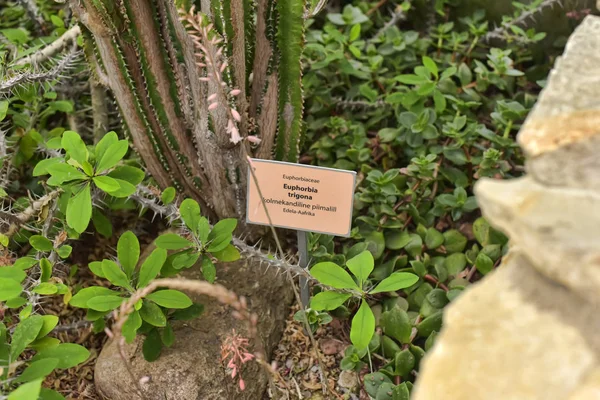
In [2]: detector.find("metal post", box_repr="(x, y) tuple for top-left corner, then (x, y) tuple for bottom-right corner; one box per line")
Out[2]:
(297, 230), (310, 307)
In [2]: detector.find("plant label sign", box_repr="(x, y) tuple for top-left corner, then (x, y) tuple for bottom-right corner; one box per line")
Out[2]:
(246, 159), (356, 237)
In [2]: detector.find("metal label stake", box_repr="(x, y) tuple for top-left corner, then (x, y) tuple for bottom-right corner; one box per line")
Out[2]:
(297, 230), (310, 307)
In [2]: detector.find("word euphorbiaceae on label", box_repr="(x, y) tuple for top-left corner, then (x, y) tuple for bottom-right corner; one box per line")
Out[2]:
(246, 159), (356, 236)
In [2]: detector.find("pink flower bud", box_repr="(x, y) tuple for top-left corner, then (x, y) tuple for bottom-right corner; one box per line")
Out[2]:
(246, 135), (261, 144)
(208, 93), (217, 101)
(208, 102), (218, 111)
(231, 109), (241, 122)
(239, 379), (246, 391)
(230, 89), (241, 96)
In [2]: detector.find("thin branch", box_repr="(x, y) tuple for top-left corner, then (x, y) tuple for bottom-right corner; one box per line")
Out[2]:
(1, 190), (62, 237)
(368, 5), (407, 43)
(0, 46), (81, 94)
(14, 25), (81, 66)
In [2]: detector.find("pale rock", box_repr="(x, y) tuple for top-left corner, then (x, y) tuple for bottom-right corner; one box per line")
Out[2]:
(337, 370), (359, 390)
(94, 260), (293, 400)
(412, 251), (600, 400)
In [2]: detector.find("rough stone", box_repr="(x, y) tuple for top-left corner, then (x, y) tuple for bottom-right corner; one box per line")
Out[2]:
(337, 370), (359, 390)
(413, 15), (600, 400)
(94, 259), (293, 400)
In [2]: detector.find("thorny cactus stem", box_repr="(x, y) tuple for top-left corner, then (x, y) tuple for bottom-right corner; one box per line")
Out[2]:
(107, 278), (260, 398)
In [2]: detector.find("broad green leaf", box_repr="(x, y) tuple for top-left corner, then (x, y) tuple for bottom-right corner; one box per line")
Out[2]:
(309, 262), (359, 290)
(36, 316), (59, 339)
(476, 252), (494, 275)
(15, 358), (59, 383)
(350, 300), (375, 350)
(56, 245), (73, 259)
(370, 272), (419, 294)
(46, 163), (87, 184)
(122, 310), (142, 344)
(67, 184), (92, 233)
(105, 179), (136, 198)
(33, 158), (63, 176)
(346, 250), (373, 287)
(381, 308), (411, 344)
(40, 258), (52, 282)
(32, 343), (90, 369)
(33, 283), (57, 295)
(10, 316), (44, 360)
(310, 291), (351, 311)
(5, 297), (27, 308)
(161, 323), (175, 347)
(0, 266), (26, 282)
(96, 140), (128, 172)
(107, 165), (145, 185)
(0, 100), (8, 121)
(13, 257), (38, 270)
(422, 56), (438, 79)
(201, 257), (216, 283)
(61, 131), (88, 164)
(207, 218), (237, 253)
(155, 233), (193, 250)
(7, 378), (42, 400)
(395, 74), (428, 85)
(171, 303), (204, 321)
(86, 295), (125, 312)
(172, 251), (200, 270)
(137, 248), (167, 288)
(385, 231), (411, 250)
(92, 210), (112, 238)
(425, 228), (444, 250)
(39, 388), (66, 400)
(88, 261), (106, 278)
(93, 176), (120, 193)
(146, 290), (192, 309)
(117, 231), (140, 278)
(101, 260), (132, 289)
(142, 329), (162, 361)
(211, 244), (240, 262)
(161, 187), (176, 204)
(94, 131), (118, 163)
(139, 300), (167, 327)
(0, 278), (22, 301)
(179, 199), (201, 235)
(70, 287), (118, 308)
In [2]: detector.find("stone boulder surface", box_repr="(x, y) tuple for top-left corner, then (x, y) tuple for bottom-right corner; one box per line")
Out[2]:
(94, 259), (293, 400)
(413, 15), (600, 400)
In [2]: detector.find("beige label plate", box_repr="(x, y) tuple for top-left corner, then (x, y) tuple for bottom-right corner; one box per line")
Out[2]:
(246, 159), (356, 237)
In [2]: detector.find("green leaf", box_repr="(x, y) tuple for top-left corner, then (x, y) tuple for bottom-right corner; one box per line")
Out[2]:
(96, 140), (128, 172)
(417, 311), (443, 338)
(137, 248), (167, 288)
(107, 166), (145, 185)
(15, 358), (59, 383)
(444, 253), (467, 275)
(33, 343), (90, 369)
(161, 323), (175, 347)
(310, 262), (359, 290)
(33, 158), (63, 177)
(146, 290), (192, 309)
(106, 179), (136, 198)
(10, 316), (44, 360)
(33, 283), (57, 295)
(13, 257), (37, 270)
(56, 245), (73, 259)
(425, 228), (444, 250)
(385, 231), (411, 250)
(95, 131), (118, 163)
(36, 316), (59, 339)
(0, 100), (8, 121)
(422, 56), (438, 79)
(207, 218), (237, 253)
(349, 23), (361, 41)
(475, 252), (494, 275)
(67, 184), (92, 233)
(88, 261), (106, 278)
(86, 295), (125, 312)
(345, 250), (373, 287)
(39, 388), (66, 400)
(92, 210), (112, 238)
(395, 74), (428, 85)
(93, 176), (121, 193)
(179, 199), (201, 235)
(172, 251), (200, 270)
(350, 300), (375, 350)
(40, 258), (52, 282)
(142, 329), (162, 361)
(201, 256), (216, 283)
(46, 163), (87, 184)
(443, 230), (467, 253)
(171, 303), (204, 321)
(0, 266), (26, 282)
(370, 272), (419, 294)
(69, 287), (119, 308)
(61, 131), (88, 165)
(310, 291), (351, 311)
(7, 379), (42, 400)
(0, 278), (22, 301)
(139, 300), (167, 327)
(274, 0), (306, 161)
(211, 244), (240, 262)
(101, 260), (132, 290)
(161, 187), (176, 204)
(122, 310), (142, 344)
(394, 349), (415, 377)
(155, 233), (193, 250)
(117, 231), (140, 278)
(381, 308), (411, 344)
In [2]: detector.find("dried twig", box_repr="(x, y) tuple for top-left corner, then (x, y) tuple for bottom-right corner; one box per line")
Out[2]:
(14, 25), (81, 66)
(1, 189), (62, 237)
